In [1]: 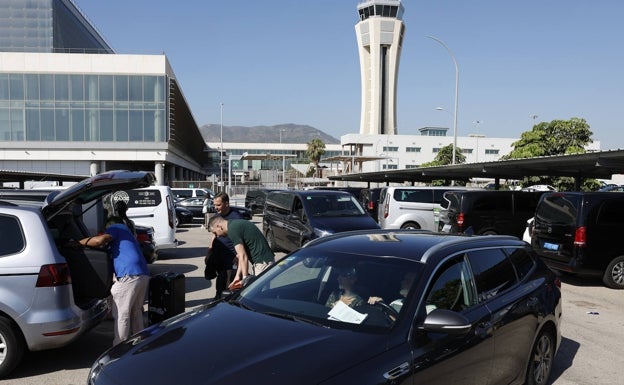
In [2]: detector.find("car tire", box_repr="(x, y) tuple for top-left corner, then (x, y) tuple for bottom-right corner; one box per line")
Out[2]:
(0, 317), (25, 379)
(481, 230), (498, 235)
(602, 255), (624, 289)
(266, 228), (279, 252)
(400, 222), (420, 230)
(525, 329), (555, 385)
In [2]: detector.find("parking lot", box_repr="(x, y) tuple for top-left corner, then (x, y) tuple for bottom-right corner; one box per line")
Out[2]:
(4, 216), (623, 384)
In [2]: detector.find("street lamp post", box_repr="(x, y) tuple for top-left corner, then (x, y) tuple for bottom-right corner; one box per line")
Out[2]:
(473, 120), (482, 162)
(427, 35), (459, 165)
(279, 129), (287, 187)
(219, 102), (224, 192)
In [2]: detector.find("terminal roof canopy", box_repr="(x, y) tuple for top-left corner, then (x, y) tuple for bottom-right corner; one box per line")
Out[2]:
(328, 149), (624, 184)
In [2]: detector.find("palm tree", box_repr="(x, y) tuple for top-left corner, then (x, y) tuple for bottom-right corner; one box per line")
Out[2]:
(306, 138), (326, 178)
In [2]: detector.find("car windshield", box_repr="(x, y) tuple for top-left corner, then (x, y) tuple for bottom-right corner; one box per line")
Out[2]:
(237, 249), (423, 333)
(307, 194), (366, 217)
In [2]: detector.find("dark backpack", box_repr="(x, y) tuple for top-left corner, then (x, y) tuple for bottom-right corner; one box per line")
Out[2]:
(204, 248), (218, 280)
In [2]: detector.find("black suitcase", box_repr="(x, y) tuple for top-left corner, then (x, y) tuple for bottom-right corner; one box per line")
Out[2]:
(148, 272), (185, 325)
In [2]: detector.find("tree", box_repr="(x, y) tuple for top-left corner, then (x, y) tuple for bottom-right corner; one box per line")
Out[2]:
(420, 144), (466, 167)
(420, 144), (466, 186)
(306, 138), (326, 178)
(504, 117), (592, 159)
(503, 117), (595, 190)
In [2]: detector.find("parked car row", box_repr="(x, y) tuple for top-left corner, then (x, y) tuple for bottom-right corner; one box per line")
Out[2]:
(289, 185), (624, 290)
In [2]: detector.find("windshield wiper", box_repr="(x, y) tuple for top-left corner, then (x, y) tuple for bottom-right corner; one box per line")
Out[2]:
(228, 299), (254, 311)
(263, 311), (326, 327)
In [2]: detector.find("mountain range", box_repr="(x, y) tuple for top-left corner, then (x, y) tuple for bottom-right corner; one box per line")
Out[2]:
(199, 123), (340, 144)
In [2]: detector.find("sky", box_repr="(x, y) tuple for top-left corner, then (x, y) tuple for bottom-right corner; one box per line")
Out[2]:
(73, 0), (624, 149)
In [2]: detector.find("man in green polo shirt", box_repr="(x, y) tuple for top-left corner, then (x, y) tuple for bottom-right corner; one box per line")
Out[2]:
(210, 216), (275, 287)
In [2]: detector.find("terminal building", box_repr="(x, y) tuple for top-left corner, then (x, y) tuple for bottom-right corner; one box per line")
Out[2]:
(0, 0), (208, 186)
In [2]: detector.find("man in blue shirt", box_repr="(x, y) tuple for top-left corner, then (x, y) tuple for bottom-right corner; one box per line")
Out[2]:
(81, 216), (150, 345)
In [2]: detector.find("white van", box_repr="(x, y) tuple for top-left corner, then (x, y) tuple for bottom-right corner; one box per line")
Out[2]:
(378, 186), (475, 231)
(171, 188), (214, 200)
(110, 186), (177, 249)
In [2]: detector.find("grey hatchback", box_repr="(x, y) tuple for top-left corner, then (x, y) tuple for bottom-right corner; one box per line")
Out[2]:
(0, 170), (154, 378)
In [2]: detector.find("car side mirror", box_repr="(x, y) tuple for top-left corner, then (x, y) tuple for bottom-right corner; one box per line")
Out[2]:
(420, 308), (471, 334)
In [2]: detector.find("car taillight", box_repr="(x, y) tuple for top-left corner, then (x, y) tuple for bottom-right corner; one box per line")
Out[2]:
(383, 201), (389, 218)
(136, 233), (149, 243)
(574, 226), (586, 246)
(368, 200), (374, 210)
(36, 263), (71, 287)
(457, 212), (465, 231)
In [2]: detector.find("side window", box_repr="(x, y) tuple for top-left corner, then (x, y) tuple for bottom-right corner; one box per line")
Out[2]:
(0, 215), (25, 256)
(425, 255), (477, 313)
(473, 194), (511, 213)
(504, 247), (535, 281)
(293, 197), (305, 221)
(466, 249), (517, 302)
(514, 193), (541, 215)
(396, 189), (432, 203)
(595, 200), (624, 226)
(268, 193), (292, 216)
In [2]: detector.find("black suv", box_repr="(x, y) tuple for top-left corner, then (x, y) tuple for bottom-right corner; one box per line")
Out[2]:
(440, 190), (544, 238)
(244, 189), (279, 215)
(532, 191), (624, 289)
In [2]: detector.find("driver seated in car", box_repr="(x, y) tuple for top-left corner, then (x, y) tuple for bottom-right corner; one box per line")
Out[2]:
(325, 267), (364, 309)
(368, 272), (417, 313)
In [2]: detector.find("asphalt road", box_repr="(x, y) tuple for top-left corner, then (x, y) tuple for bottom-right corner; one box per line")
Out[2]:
(4, 217), (623, 385)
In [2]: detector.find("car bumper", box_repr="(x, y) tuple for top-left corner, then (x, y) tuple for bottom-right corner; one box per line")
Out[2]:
(22, 297), (109, 351)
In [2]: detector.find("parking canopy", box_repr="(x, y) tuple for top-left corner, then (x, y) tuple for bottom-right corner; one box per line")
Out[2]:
(328, 149), (624, 185)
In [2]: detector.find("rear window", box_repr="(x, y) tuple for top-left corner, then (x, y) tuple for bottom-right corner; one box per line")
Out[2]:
(535, 194), (579, 226)
(505, 248), (536, 281)
(467, 248), (517, 301)
(0, 214), (25, 256)
(441, 192), (461, 210)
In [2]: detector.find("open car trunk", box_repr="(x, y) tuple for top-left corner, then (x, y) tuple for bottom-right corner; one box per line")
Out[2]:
(43, 170), (155, 306)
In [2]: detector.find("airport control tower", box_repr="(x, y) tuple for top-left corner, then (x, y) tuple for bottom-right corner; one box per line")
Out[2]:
(355, 0), (405, 135)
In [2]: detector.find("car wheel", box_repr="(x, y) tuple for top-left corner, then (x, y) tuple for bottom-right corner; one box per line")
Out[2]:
(0, 317), (25, 379)
(602, 255), (624, 289)
(175, 215), (181, 227)
(266, 228), (279, 252)
(400, 222), (420, 230)
(481, 230), (498, 235)
(525, 329), (555, 385)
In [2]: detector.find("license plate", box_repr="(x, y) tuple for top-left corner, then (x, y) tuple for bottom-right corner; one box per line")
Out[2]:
(442, 224), (451, 232)
(543, 242), (560, 251)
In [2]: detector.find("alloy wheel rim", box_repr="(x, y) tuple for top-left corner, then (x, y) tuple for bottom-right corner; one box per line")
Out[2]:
(612, 261), (624, 285)
(0, 333), (6, 364)
(532, 334), (553, 385)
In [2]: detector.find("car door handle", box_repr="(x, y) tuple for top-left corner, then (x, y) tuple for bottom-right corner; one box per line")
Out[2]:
(383, 362), (410, 380)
